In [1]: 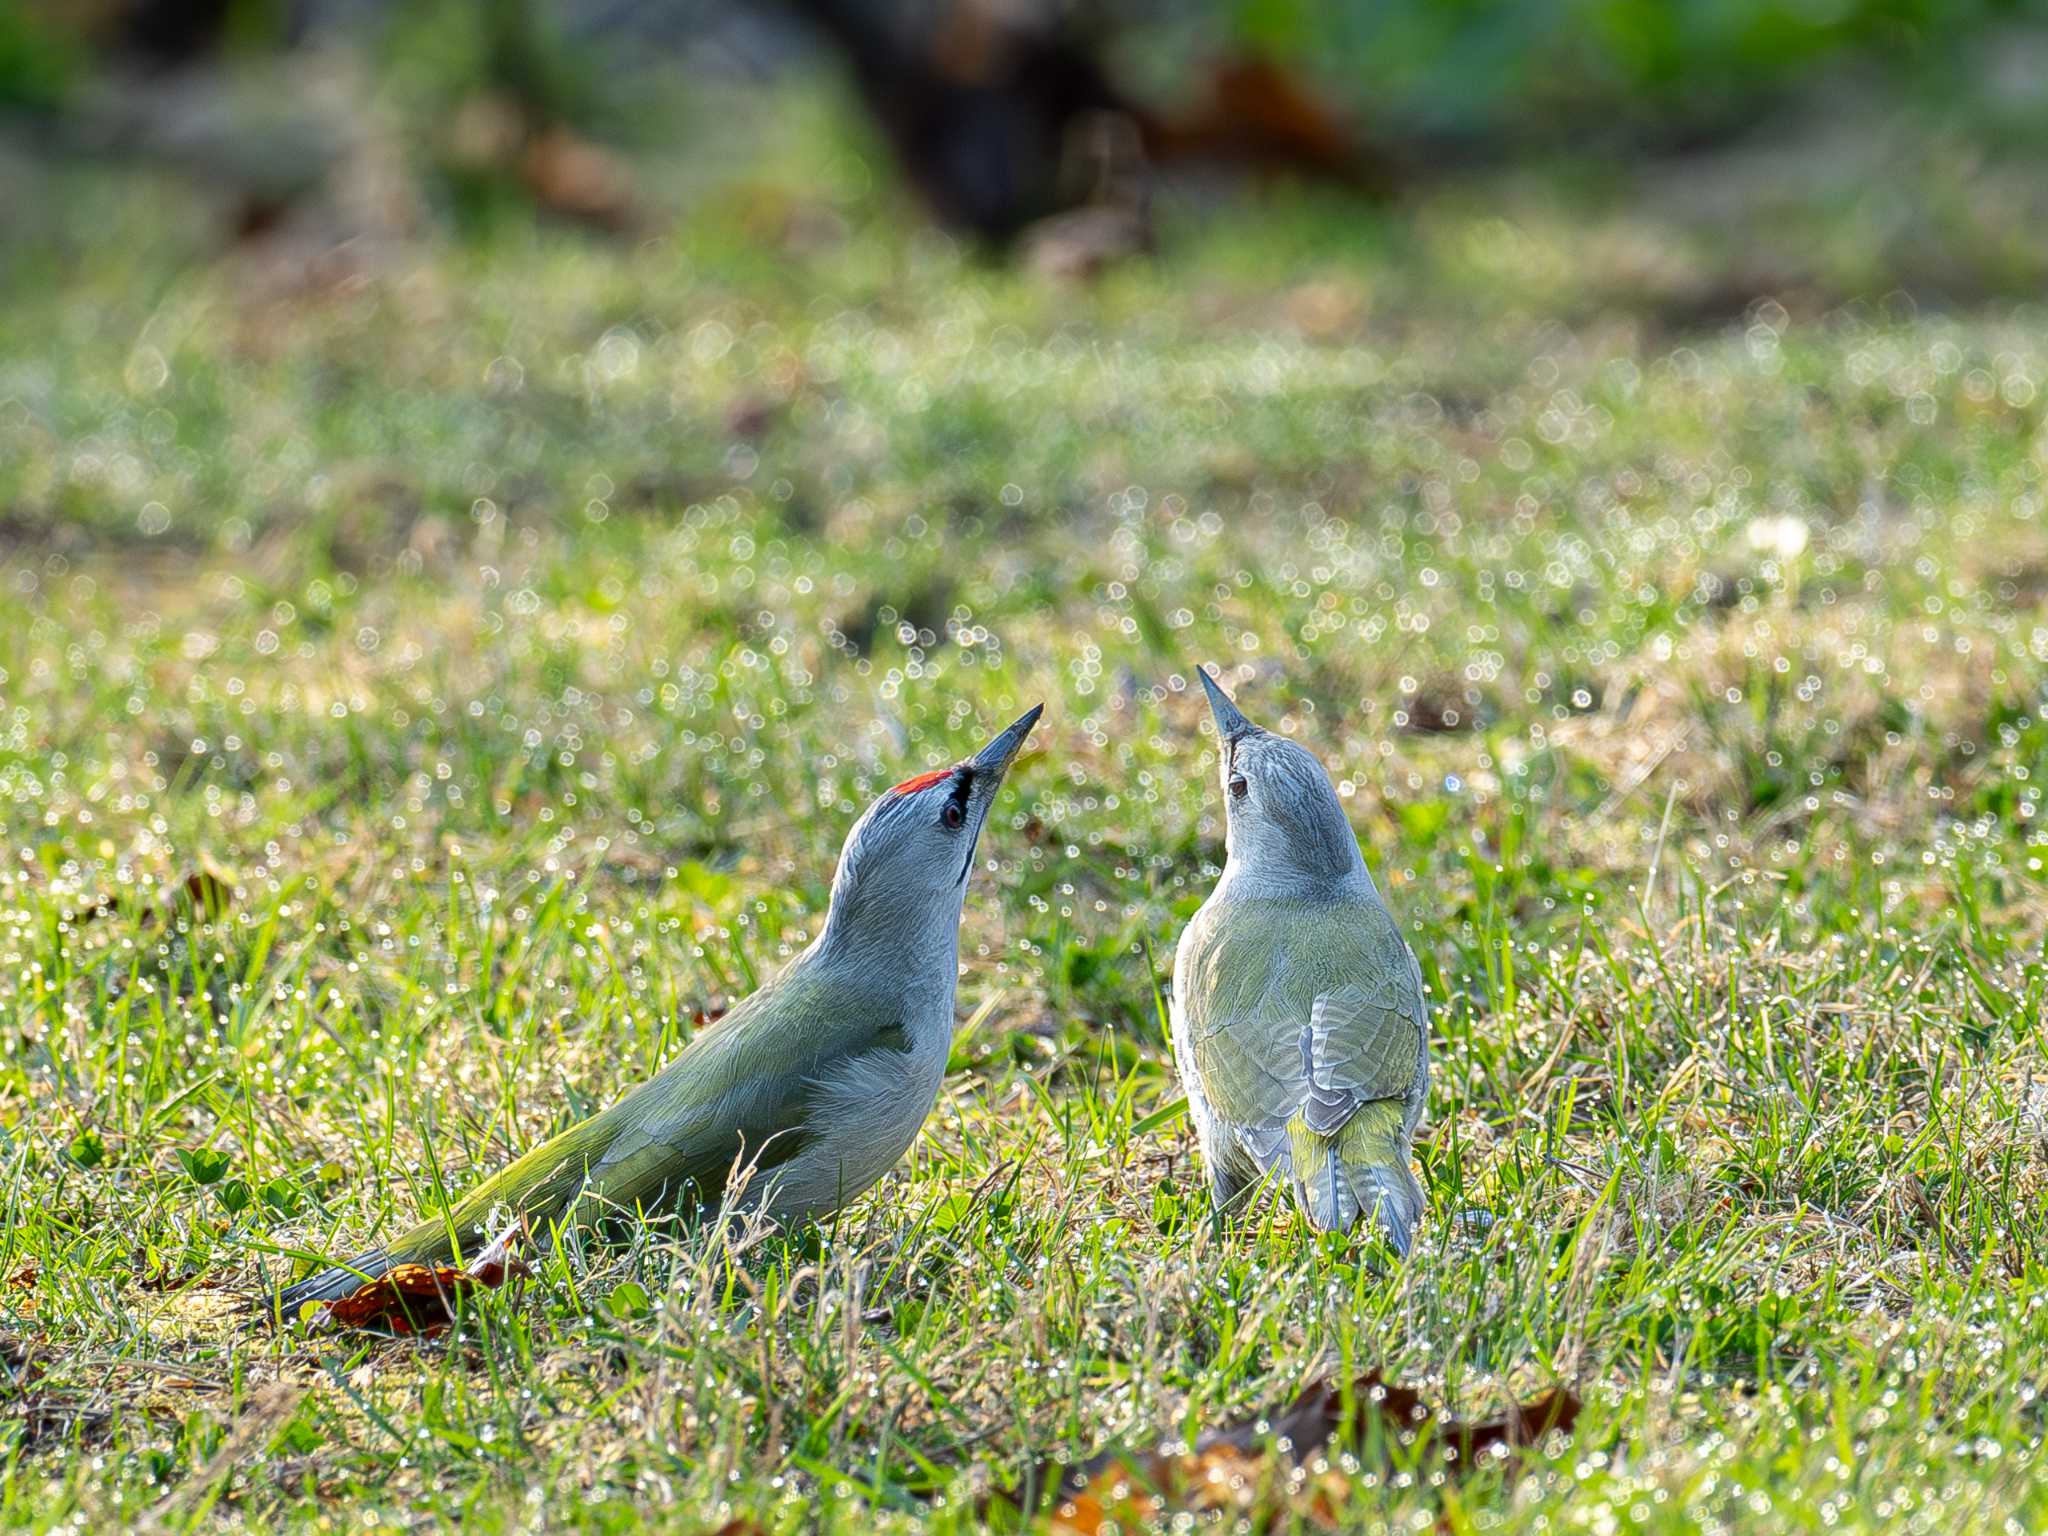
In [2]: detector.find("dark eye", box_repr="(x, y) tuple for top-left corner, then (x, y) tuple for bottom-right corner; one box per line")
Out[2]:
(940, 802), (965, 830)
(1228, 774), (1249, 800)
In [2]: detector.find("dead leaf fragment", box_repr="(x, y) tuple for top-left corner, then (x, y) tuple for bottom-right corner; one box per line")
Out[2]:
(520, 128), (639, 233)
(1140, 53), (1395, 196)
(999, 1369), (1581, 1528)
(317, 1222), (526, 1335)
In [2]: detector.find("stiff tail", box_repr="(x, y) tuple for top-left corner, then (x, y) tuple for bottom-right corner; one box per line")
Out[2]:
(271, 1106), (626, 1318)
(272, 1244), (392, 1311)
(1284, 1100), (1423, 1254)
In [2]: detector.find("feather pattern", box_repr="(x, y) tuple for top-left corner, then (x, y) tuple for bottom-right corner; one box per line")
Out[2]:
(1175, 672), (1428, 1247)
(1171, 879), (1428, 1245)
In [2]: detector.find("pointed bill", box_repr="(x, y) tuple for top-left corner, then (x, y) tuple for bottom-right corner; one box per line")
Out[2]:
(1196, 666), (1257, 742)
(972, 703), (1044, 775)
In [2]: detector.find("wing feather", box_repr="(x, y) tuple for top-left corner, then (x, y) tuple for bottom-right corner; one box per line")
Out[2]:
(277, 957), (895, 1308)
(1180, 895), (1425, 1135)
(1301, 979), (1422, 1134)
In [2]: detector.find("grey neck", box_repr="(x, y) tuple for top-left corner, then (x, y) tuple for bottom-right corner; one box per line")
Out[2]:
(1218, 856), (1376, 903)
(1219, 813), (1373, 901)
(811, 889), (966, 993)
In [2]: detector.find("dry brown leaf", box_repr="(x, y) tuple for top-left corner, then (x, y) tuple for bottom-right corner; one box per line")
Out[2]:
(1000, 1370), (1581, 1527)
(1139, 54), (1396, 196)
(318, 1222), (526, 1335)
(520, 128), (639, 233)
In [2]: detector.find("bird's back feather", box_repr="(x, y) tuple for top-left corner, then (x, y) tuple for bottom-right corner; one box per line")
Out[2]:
(1172, 886), (1428, 1246)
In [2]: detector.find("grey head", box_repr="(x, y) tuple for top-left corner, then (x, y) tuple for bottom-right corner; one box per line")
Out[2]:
(1196, 668), (1363, 886)
(822, 704), (1043, 948)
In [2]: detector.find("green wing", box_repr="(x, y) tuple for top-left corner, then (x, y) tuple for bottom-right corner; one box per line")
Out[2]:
(1181, 896), (1423, 1133)
(277, 956), (908, 1308)
(1175, 892), (1428, 1243)
(388, 957), (895, 1264)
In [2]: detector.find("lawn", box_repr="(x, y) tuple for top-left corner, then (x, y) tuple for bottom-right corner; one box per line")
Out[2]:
(3, 70), (2047, 1534)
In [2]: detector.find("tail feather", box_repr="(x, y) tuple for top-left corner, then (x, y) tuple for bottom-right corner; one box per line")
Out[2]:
(271, 1245), (390, 1314)
(1283, 1101), (1422, 1254)
(270, 1106), (628, 1317)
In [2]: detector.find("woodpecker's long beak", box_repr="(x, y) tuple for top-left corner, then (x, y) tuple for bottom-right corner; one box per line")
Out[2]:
(972, 703), (1043, 776)
(1196, 666), (1257, 742)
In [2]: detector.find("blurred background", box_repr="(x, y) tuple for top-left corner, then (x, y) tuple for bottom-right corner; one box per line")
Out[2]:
(4, 0), (2047, 751)
(6, 0), (2048, 561)
(6, 0), (2048, 372)
(9, 1), (2048, 832)
(6, 0), (2048, 781)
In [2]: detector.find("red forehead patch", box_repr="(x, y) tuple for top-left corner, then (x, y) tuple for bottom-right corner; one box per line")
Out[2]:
(890, 767), (953, 796)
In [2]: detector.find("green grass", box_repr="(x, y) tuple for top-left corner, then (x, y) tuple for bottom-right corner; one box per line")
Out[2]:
(3, 72), (2047, 1535)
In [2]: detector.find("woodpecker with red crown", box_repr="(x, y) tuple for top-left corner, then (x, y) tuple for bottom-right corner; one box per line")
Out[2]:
(276, 704), (1042, 1314)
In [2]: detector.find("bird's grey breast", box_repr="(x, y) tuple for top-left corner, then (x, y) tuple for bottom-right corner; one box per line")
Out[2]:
(771, 1018), (948, 1219)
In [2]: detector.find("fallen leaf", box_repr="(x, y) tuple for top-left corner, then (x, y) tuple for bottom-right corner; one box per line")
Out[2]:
(997, 1370), (1580, 1527)
(520, 128), (639, 233)
(1140, 53), (1397, 196)
(1236, 1370), (1579, 1469)
(317, 1222), (527, 1335)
